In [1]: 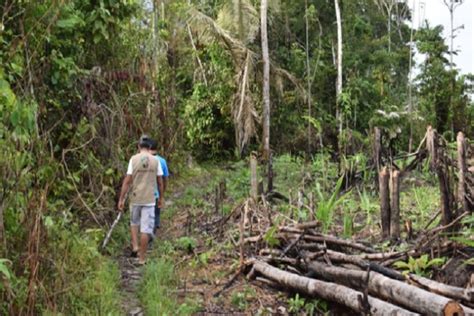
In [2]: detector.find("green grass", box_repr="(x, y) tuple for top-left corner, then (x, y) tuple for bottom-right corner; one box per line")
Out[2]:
(139, 243), (201, 316)
(401, 185), (440, 230)
(38, 227), (123, 315)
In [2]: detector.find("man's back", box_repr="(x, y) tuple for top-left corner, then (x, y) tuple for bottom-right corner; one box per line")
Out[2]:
(129, 152), (158, 205)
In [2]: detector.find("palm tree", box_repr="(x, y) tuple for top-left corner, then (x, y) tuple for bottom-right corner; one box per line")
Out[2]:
(188, 0), (303, 155)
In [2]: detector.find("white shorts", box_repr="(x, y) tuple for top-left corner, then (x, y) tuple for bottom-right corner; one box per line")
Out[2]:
(130, 205), (155, 234)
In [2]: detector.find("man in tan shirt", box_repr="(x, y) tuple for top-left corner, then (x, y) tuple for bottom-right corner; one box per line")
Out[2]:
(118, 135), (164, 265)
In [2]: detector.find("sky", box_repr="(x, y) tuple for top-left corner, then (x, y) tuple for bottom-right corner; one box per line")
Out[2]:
(408, 0), (474, 75)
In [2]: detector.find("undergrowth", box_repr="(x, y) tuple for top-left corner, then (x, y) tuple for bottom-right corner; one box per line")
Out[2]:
(139, 242), (200, 315)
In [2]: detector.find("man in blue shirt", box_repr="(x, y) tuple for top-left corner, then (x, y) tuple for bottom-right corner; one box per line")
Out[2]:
(149, 139), (169, 237)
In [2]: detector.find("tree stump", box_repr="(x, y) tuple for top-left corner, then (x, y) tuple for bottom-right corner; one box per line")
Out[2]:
(390, 169), (400, 239)
(379, 167), (390, 238)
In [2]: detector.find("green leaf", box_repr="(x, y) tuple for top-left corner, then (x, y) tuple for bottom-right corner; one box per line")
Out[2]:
(57, 15), (83, 29)
(0, 259), (12, 280)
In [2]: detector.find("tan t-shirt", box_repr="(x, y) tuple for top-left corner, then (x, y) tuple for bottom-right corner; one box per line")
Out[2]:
(126, 152), (163, 205)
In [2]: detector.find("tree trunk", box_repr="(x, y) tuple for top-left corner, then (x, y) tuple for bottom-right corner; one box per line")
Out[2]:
(0, 199), (5, 256)
(252, 260), (419, 315)
(457, 132), (469, 213)
(379, 167), (391, 238)
(426, 126), (438, 170)
(250, 153), (259, 200)
(308, 261), (470, 316)
(390, 169), (400, 239)
(267, 152), (273, 192)
(407, 0), (416, 152)
(261, 0), (270, 160)
(426, 126), (453, 225)
(305, 0), (313, 154)
(373, 127), (382, 174)
(334, 0), (343, 139)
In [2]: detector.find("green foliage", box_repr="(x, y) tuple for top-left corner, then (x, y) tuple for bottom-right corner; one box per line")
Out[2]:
(176, 236), (198, 252)
(230, 286), (255, 311)
(359, 190), (378, 226)
(394, 255), (446, 277)
(451, 214), (474, 248)
(401, 185), (440, 230)
(342, 207), (353, 238)
(0, 259), (12, 284)
(140, 258), (199, 316)
(263, 226), (280, 248)
(288, 293), (305, 313)
(315, 176), (346, 233)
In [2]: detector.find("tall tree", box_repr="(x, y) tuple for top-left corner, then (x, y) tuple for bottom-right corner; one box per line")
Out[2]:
(261, 0), (270, 160)
(334, 0), (343, 138)
(305, 0), (312, 154)
(443, 0), (464, 69)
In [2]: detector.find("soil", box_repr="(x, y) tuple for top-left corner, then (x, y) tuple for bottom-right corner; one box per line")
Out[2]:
(118, 248), (145, 316)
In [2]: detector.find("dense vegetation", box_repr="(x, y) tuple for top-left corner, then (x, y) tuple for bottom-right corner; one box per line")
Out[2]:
(0, 0), (472, 314)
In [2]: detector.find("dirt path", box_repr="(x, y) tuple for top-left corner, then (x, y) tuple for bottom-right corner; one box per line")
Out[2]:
(118, 249), (144, 316)
(116, 173), (203, 316)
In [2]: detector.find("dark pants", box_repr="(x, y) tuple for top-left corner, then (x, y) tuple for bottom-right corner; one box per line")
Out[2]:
(154, 199), (161, 232)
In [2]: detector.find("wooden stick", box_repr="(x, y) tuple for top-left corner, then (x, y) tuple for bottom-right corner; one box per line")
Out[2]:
(101, 211), (122, 250)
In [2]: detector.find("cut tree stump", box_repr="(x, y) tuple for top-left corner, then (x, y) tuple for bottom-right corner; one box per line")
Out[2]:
(379, 167), (390, 238)
(457, 132), (469, 213)
(252, 260), (419, 315)
(390, 169), (401, 239)
(373, 127), (382, 174)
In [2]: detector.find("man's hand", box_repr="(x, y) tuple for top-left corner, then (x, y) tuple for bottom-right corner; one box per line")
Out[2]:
(118, 199), (125, 211)
(118, 175), (132, 212)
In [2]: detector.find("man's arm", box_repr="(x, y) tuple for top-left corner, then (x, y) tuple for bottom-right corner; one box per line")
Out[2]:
(118, 175), (132, 211)
(163, 177), (168, 193)
(157, 175), (164, 208)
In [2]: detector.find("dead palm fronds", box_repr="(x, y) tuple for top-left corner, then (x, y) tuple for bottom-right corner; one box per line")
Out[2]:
(187, 2), (305, 153)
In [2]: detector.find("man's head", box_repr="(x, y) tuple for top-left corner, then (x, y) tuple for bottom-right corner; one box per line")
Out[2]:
(138, 135), (152, 150)
(148, 139), (158, 155)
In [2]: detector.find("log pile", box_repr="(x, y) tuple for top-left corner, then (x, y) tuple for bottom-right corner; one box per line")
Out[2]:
(210, 126), (474, 315)
(226, 200), (474, 316)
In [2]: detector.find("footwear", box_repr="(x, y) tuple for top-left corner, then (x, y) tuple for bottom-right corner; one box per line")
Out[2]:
(130, 250), (138, 258)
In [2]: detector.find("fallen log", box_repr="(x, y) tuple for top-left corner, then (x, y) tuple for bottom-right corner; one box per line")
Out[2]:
(280, 230), (376, 253)
(300, 250), (405, 281)
(252, 260), (419, 316)
(408, 274), (474, 303)
(301, 249), (474, 303)
(299, 242), (405, 261)
(308, 261), (472, 316)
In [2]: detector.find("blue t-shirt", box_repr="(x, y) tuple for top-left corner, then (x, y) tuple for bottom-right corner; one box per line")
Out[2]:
(154, 155), (169, 198)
